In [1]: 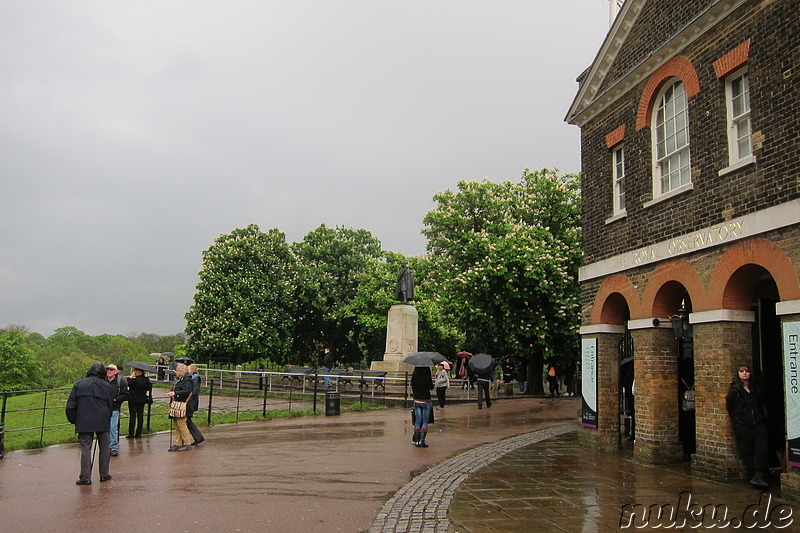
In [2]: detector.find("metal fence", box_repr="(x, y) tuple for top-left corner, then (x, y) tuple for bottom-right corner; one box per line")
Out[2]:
(0, 368), (405, 458)
(0, 367), (529, 458)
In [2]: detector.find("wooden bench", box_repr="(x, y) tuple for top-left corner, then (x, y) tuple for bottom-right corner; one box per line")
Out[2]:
(354, 370), (387, 391)
(281, 366), (312, 384)
(304, 368), (353, 387)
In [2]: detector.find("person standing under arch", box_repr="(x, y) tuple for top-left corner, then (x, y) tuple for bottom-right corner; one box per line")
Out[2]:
(726, 363), (770, 488)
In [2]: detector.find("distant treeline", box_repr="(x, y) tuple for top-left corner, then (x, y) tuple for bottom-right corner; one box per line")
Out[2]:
(0, 326), (186, 390)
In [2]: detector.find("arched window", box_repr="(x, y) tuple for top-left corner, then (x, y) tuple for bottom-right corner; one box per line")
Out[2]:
(652, 80), (691, 197)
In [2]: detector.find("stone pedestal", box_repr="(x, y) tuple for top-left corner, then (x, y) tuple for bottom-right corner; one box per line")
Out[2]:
(370, 304), (418, 372)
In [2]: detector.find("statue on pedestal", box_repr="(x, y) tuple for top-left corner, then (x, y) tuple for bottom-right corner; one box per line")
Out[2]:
(395, 263), (415, 304)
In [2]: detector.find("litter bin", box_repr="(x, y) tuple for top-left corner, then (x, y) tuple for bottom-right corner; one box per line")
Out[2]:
(325, 391), (340, 416)
(505, 383), (514, 396)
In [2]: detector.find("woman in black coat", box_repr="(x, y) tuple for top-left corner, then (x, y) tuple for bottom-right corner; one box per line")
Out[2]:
(411, 367), (434, 448)
(126, 368), (152, 438)
(726, 363), (770, 488)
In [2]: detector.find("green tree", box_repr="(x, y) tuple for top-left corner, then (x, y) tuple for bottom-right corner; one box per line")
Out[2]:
(128, 332), (187, 354)
(422, 168), (582, 393)
(0, 331), (40, 391)
(37, 327), (99, 388)
(405, 255), (464, 356)
(291, 225), (384, 366)
(185, 225), (297, 365)
(96, 335), (148, 368)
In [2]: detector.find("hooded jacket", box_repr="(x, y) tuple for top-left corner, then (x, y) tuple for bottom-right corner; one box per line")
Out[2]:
(65, 362), (114, 433)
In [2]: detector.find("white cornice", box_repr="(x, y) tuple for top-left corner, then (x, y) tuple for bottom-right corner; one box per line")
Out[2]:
(777, 300), (800, 316)
(690, 309), (755, 324)
(579, 199), (800, 282)
(580, 324), (626, 335)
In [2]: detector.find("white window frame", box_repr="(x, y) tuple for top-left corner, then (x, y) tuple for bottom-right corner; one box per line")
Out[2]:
(724, 67), (753, 166)
(651, 79), (691, 199)
(612, 145), (626, 216)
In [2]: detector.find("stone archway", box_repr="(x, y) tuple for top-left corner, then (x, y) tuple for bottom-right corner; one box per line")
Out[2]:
(583, 275), (637, 452)
(633, 276), (695, 464)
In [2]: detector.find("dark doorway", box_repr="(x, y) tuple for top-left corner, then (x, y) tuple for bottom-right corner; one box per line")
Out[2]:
(753, 296), (785, 471)
(619, 330), (634, 443)
(678, 336), (696, 460)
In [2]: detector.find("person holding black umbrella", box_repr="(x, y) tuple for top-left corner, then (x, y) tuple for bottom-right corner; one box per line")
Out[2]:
(468, 354), (495, 409)
(126, 366), (152, 439)
(411, 367), (434, 447)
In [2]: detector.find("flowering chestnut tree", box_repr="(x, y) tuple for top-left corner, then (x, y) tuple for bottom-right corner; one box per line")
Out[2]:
(184, 225), (297, 364)
(422, 168), (581, 393)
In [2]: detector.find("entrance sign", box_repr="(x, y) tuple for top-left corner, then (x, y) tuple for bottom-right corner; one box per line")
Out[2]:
(582, 338), (598, 428)
(784, 321), (800, 467)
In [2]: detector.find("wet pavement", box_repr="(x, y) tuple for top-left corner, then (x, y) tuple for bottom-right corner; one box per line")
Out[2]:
(1, 396), (795, 532)
(447, 432), (795, 532)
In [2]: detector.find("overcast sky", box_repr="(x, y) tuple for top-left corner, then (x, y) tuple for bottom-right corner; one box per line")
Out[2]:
(1, 1), (611, 337)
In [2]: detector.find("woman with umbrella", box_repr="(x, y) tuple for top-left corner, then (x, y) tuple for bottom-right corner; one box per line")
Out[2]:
(402, 352), (443, 448)
(126, 362), (153, 439)
(411, 366), (434, 447)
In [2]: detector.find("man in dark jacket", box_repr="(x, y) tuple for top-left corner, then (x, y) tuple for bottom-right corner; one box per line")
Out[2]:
(105, 364), (128, 456)
(186, 364), (205, 445)
(66, 362), (114, 485)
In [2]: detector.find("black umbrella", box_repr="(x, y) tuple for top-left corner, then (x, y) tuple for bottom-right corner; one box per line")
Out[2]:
(402, 351), (446, 367)
(468, 353), (495, 373)
(174, 357), (193, 365)
(126, 361), (156, 372)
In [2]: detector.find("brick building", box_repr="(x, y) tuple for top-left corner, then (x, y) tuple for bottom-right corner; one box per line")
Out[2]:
(565, 0), (800, 496)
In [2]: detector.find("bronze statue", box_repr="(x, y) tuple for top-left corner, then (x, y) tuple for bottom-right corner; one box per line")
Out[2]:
(395, 263), (415, 303)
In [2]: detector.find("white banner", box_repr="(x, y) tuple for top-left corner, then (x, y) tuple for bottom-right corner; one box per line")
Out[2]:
(582, 338), (598, 428)
(783, 321), (800, 466)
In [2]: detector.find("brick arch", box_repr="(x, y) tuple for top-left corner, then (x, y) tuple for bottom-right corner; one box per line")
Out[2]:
(636, 56), (701, 131)
(591, 274), (640, 325)
(708, 238), (800, 310)
(640, 259), (707, 316)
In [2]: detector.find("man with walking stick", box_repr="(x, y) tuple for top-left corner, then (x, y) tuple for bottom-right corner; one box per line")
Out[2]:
(66, 362), (114, 485)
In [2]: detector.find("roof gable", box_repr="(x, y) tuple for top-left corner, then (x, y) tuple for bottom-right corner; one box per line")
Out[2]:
(565, 0), (750, 127)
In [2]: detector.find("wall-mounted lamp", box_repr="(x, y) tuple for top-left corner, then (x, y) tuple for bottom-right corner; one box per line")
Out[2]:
(670, 301), (692, 340)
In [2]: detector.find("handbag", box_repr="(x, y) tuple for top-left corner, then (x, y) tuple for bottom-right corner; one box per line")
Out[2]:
(169, 400), (188, 418)
(169, 392), (192, 418)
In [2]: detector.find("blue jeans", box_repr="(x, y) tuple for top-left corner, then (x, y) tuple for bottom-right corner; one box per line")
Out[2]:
(110, 410), (120, 451)
(322, 367), (332, 388)
(413, 401), (432, 430)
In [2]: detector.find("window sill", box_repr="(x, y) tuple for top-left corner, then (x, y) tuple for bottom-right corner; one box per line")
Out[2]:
(718, 155), (757, 176)
(605, 211), (627, 224)
(643, 182), (694, 209)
